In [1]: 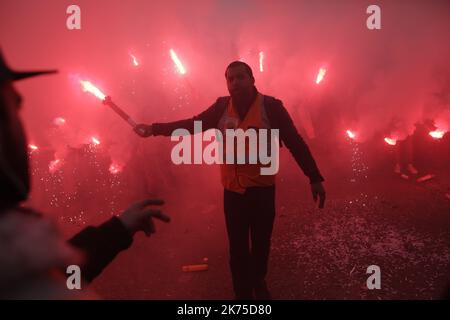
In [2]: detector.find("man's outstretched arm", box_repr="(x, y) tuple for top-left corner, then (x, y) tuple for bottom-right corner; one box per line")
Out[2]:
(68, 199), (170, 282)
(270, 99), (326, 208)
(134, 97), (227, 137)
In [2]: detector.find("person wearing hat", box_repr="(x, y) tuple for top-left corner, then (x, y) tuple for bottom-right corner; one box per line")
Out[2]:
(0, 49), (171, 299)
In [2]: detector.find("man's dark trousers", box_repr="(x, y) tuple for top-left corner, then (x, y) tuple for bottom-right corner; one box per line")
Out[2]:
(224, 185), (276, 299)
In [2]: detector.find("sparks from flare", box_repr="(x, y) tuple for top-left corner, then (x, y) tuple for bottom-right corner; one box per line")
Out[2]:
(80, 80), (106, 100)
(49, 159), (62, 173)
(169, 49), (186, 75)
(109, 162), (122, 175)
(259, 51), (264, 72)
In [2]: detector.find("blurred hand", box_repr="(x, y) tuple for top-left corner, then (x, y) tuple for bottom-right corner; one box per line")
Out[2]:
(118, 199), (170, 236)
(134, 124), (153, 137)
(311, 182), (326, 209)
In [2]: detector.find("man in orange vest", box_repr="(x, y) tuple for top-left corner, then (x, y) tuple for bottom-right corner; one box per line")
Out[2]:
(135, 61), (325, 299)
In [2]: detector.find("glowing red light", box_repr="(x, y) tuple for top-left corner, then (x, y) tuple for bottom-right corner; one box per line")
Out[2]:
(130, 53), (139, 67)
(169, 49), (186, 75)
(259, 51), (264, 72)
(316, 68), (327, 84)
(346, 130), (356, 139)
(53, 117), (66, 126)
(80, 80), (106, 101)
(91, 137), (101, 145)
(429, 130), (445, 139)
(384, 137), (397, 146)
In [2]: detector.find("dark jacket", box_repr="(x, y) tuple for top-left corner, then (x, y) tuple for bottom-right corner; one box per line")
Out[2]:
(68, 216), (132, 282)
(152, 95), (324, 184)
(0, 207), (133, 288)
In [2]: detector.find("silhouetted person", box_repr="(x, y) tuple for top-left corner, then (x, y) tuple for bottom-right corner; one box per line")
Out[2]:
(388, 118), (418, 176)
(134, 61), (325, 299)
(0, 50), (170, 299)
(394, 136), (418, 175)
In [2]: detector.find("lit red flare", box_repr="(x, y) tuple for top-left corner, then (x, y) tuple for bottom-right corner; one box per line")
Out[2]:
(49, 159), (62, 173)
(429, 130), (445, 139)
(384, 137), (397, 146)
(80, 80), (137, 128)
(315, 68), (327, 84)
(91, 136), (101, 145)
(169, 49), (186, 74)
(259, 51), (264, 72)
(129, 53), (139, 67)
(29, 144), (38, 151)
(53, 117), (66, 126)
(80, 80), (106, 101)
(346, 130), (356, 140)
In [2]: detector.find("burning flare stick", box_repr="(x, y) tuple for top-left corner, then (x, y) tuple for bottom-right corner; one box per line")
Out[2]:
(80, 80), (137, 128)
(259, 51), (264, 73)
(384, 137), (397, 146)
(91, 136), (101, 145)
(130, 53), (139, 67)
(346, 130), (356, 140)
(316, 68), (327, 84)
(429, 130), (445, 139)
(169, 49), (186, 75)
(102, 96), (137, 128)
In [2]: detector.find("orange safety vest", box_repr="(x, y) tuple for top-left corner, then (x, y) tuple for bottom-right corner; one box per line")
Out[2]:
(218, 93), (276, 194)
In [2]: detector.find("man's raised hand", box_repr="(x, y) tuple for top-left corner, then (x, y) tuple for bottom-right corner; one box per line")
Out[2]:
(134, 124), (153, 137)
(311, 182), (326, 209)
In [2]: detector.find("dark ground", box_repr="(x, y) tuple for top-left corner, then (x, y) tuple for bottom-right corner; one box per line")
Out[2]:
(87, 174), (449, 300)
(84, 142), (450, 299)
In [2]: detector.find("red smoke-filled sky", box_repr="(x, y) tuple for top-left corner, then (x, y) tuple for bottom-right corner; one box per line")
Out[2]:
(1, 0), (449, 195)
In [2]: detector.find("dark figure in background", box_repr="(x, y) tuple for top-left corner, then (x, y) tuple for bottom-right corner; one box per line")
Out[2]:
(394, 136), (418, 176)
(0, 50), (170, 299)
(134, 61), (326, 299)
(387, 118), (419, 176)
